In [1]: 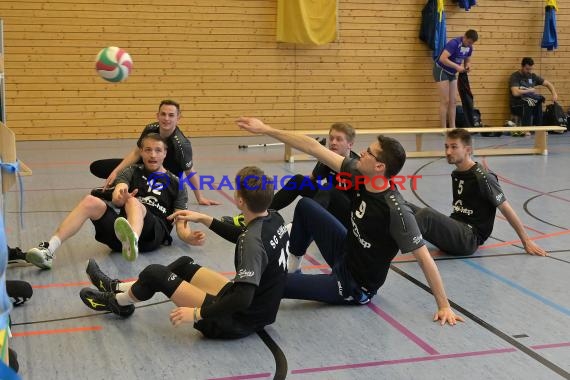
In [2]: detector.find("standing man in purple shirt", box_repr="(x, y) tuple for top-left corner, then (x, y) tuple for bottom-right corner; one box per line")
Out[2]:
(434, 29), (479, 130)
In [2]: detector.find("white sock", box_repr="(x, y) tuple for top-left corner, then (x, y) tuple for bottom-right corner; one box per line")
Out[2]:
(285, 222), (304, 273)
(287, 254), (303, 273)
(48, 236), (61, 254)
(116, 281), (134, 294)
(116, 291), (137, 306)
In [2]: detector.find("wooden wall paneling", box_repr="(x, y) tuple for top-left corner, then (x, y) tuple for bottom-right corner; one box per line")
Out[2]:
(0, 0), (567, 140)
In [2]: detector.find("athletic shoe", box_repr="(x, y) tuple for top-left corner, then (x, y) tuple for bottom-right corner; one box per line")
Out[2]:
(25, 242), (53, 269)
(114, 217), (138, 262)
(220, 214), (246, 228)
(79, 288), (135, 317)
(90, 186), (115, 201)
(85, 259), (121, 293)
(8, 246), (30, 266)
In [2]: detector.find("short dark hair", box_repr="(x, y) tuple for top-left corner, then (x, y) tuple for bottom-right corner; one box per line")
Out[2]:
(376, 135), (406, 178)
(329, 122), (356, 143)
(521, 57), (534, 67)
(465, 29), (478, 42)
(159, 99), (180, 114)
(235, 166), (274, 213)
(446, 128), (472, 146)
(139, 132), (168, 149)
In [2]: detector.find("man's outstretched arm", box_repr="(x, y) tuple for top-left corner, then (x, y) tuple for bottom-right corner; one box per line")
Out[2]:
(498, 201), (547, 256)
(236, 117), (345, 173)
(413, 245), (464, 326)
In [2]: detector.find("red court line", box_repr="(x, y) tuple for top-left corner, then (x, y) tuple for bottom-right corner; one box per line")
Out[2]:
(32, 277), (137, 289)
(479, 228), (570, 250)
(394, 228), (570, 264)
(42, 230), (567, 290)
(495, 214), (545, 235)
(481, 158), (570, 203)
(9, 187), (92, 193)
(291, 347), (515, 375)
(531, 342), (570, 350)
(34, 228), (567, 291)
(33, 280), (93, 289)
(12, 326), (102, 337)
(393, 250), (444, 262)
(33, 273), (241, 290)
(25, 161), (92, 167)
(303, 254), (439, 355)
(210, 340), (570, 378)
(215, 184), (237, 204)
(476, 159), (551, 235)
(24, 153), (277, 169)
(415, 173), (449, 177)
(366, 302), (439, 355)
(208, 373), (271, 380)
(498, 176), (570, 203)
(290, 341), (570, 375)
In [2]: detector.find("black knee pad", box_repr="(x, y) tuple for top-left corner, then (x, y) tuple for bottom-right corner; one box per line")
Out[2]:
(7, 280), (33, 306)
(131, 264), (183, 301)
(167, 256), (202, 282)
(167, 256), (194, 270)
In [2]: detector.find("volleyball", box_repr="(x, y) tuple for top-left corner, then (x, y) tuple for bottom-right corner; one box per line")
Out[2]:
(95, 46), (133, 82)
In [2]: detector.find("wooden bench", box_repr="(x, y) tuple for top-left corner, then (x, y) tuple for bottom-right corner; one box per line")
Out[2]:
(284, 126), (566, 162)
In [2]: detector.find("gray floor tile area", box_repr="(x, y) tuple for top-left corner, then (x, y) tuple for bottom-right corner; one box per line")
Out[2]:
(4, 133), (570, 379)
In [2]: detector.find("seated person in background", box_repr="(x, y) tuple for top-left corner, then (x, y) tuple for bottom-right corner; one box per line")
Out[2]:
(409, 128), (547, 257)
(90, 99), (220, 206)
(223, 123), (358, 229)
(26, 133), (205, 269)
(509, 57), (558, 127)
(80, 166), (289, 340)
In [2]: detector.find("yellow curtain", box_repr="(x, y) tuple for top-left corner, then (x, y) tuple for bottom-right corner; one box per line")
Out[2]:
(277, 0), (337, 45)
(437, 0), (445, 22)
(546, 0), (558, 11)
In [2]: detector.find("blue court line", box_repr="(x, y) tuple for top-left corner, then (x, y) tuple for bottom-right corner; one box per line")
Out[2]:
(463, 260), (570, 317)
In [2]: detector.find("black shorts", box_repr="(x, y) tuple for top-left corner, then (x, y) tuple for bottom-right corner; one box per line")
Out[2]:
(92, 206), (171, 252)
(433, 62), (457, 82)
(194, 283), (255, 339)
